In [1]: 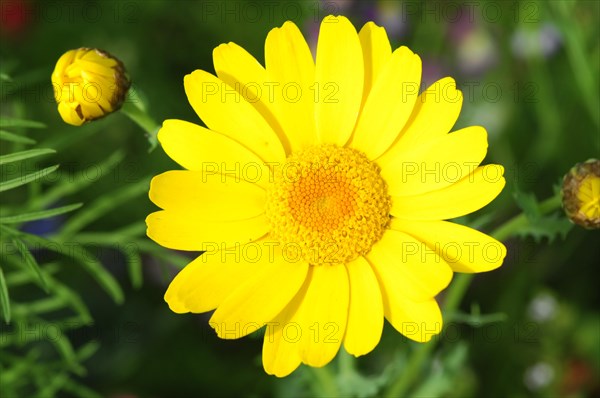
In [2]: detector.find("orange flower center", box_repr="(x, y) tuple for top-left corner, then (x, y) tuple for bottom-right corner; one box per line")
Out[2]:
(266, 145), (391, 265)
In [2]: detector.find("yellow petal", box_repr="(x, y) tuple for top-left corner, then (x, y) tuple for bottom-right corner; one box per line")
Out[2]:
(315, 15), (363, 146)
(351, 46), (422, 159)
(358, 22), (392, 106)
(57, 101), (84, 126)
(262, 282), (306, 377)
(164, 243), (263, 314)
(297, 264), (349, 366)
(184, 70), (286, 163)
(377, 77), (463, 168)
(385, 294), (442, 343)
(343, 256), (384, 357)
(213, 42), (266, 95)
(145, 211), (268, 251)
(210, 255), (309, 339)
(157, 119), (272, 188)
(213, 42), (291, 155)
(366, 230), (452, 302)
(265, 21), (317, 151)
(390, 165), (506, 220)
(369, 244), (443, 342)
(382, 126), (488, 196)
(149, 170), (266, 221)
(390, 219), (507, 273)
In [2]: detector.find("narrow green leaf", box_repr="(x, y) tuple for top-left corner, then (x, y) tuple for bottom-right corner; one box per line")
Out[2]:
(0, 350), (40, 385)
(52, 335), (85, 375)
(75, 233), (189, 269)
(0, 129), (36, 144)
(0, 165), (59, 193)
(29, 150), (124, 210)
(0, 148), (56, 166)
(0, 203), (83, 224)
(124, 246), (143, 289)
(59, 177), (150, 238)
(40, 120), (104, 152)
(3, 259), (92, 323)
(64, 245), (124, 304)
(0, 118), (46, 129)
(12, 230), (124, 304)
(4, 263), (60, 286)
(0, 72), (12, 82)
(75, 341), (101, 362)
(9, 237), (48, 291)
(551, 1), (600, 129)
(0, 266), (11, 323)
(37, 371), (70, 397)
(50, 277), (93, 323)
(11, 296), (68, 317)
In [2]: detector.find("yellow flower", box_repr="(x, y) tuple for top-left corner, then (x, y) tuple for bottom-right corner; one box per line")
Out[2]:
(562, 159), (600, 229)
(146, 15), (507, 377)
(51, 48), (130, 126)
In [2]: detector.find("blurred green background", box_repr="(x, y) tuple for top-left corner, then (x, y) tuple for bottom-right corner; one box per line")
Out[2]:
(1, 0), (599, 397)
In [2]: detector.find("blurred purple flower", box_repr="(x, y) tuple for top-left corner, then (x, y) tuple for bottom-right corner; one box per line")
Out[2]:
(456, 29), (498, 75)
(511, 23), (562, 59)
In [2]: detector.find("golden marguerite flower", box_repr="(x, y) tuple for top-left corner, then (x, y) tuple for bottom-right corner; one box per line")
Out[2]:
(147, 15), (507, 377)
(51, 48), (130, 126)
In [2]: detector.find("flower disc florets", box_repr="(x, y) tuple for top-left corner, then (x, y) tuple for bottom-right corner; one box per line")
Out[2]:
(266, 145), (391, 265)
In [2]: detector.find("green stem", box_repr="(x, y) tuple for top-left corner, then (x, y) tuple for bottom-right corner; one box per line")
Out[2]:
(338, 348), (356, 376)
(383, 193), (563, 398)
(310, 366), (339, 397)
(492, 194), (562, 242)
(120, 96), (160, 151)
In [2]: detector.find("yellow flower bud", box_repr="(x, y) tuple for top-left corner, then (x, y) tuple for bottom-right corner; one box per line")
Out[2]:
(51, 48), (130, 126)
(562, 159), (600, 229)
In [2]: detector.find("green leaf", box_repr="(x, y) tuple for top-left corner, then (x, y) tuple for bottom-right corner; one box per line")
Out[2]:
(409, 342), (470, 398)
(515, 214), (573, 243)
(4, 263), (60, 286)
(0, 72), (12, 82)
(513, 189), (541, 220)
(2, 225), (122, 304)
(7, 236), (48, 291)
(58, 177), (150, 238)
(0, 148), (56, 166)
(37, 371), (70, 397)
(0, 165), (59, 193)
(0, 203), (83, 224)
(12, 296), (69, 317)
(0, 118), (46, 129)
(18, 231), (124, 304)
(0, 130), (36, 144)
(29, 150), (124, 210)
(512, 189), (572, 242)
(3, 265), (93, 323)
(75, 341), (100, 362)
(124, 246), (143, 289)
(0, 265), (11, 323)
(67, 245), (125, 304)
(48, 278), (93, 323)
(52, 335), (86, 375)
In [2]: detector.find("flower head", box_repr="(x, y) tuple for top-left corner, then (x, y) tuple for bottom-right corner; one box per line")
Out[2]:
(51, 48), (130, 126)
(562, 159), (600, 229)
(146, 15), (507, 377)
